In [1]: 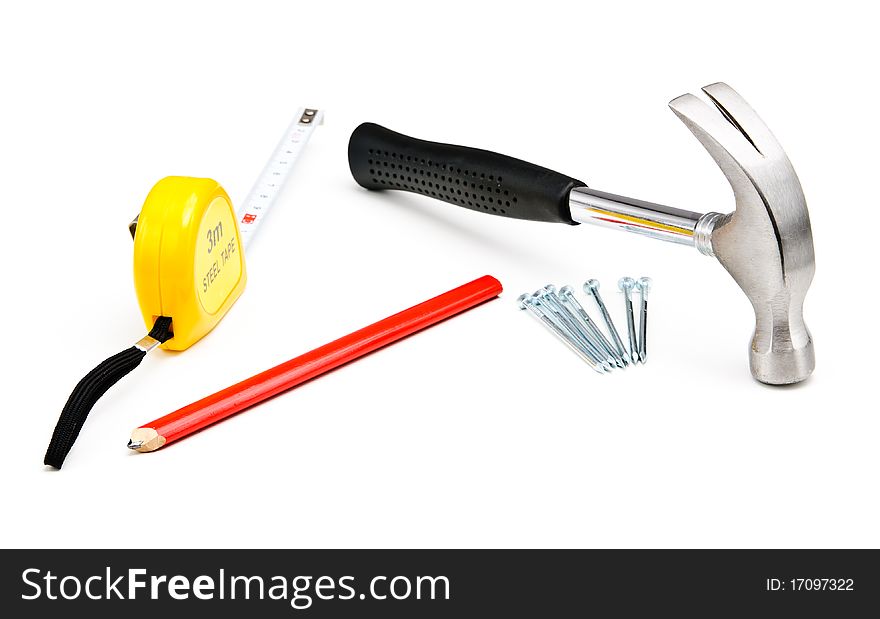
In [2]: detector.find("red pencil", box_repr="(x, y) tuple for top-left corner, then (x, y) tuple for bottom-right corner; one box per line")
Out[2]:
(128, 275), (502, 452)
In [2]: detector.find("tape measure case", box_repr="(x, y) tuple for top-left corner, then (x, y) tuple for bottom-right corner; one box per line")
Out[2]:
(132, 176), (247, 351)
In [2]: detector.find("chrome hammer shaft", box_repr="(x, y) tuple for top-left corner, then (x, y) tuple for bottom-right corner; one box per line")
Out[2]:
(568, 187), (723, 257)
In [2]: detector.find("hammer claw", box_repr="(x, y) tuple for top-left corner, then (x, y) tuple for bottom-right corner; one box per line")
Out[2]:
(701, 82), (784, 159)
(668, 91), (761, 174)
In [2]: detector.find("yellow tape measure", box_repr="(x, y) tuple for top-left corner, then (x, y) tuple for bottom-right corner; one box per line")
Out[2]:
(133, 177), (246, 351)
(131, 108), (322, 350)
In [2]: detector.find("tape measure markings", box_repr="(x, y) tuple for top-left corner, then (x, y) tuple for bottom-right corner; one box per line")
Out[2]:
(237, 108), (324, 249)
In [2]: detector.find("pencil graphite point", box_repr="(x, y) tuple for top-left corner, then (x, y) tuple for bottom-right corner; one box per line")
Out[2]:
(128, 427), (166, 453)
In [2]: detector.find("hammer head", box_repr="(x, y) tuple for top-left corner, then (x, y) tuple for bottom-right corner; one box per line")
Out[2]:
(669, 83), (815, 385)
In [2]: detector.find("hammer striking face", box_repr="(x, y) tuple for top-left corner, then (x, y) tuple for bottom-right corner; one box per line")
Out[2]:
(348, 82), (815, 384)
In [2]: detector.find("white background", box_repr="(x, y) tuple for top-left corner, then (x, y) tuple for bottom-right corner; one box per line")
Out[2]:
(1, 0), (877, 549)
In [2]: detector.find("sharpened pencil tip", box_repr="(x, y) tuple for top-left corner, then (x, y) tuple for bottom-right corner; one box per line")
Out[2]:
(128, 427), (166, 453)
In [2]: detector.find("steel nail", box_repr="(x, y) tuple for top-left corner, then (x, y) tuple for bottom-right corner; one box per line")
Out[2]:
(618, 277), (640, 364)
(636, 277), (651, 364)
(583, 279), (628, 364)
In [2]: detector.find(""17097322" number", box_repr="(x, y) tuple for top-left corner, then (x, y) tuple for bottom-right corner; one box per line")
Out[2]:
(790, 578), (853, 591)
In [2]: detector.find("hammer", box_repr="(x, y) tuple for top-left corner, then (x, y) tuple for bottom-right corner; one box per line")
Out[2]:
(348, 83), (815, 385)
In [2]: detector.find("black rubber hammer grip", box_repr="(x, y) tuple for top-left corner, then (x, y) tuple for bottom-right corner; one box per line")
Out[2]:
(348, 123), (585, 224)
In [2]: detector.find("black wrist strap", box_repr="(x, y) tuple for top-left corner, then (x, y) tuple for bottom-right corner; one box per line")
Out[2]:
(44, 317), (173, 469)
